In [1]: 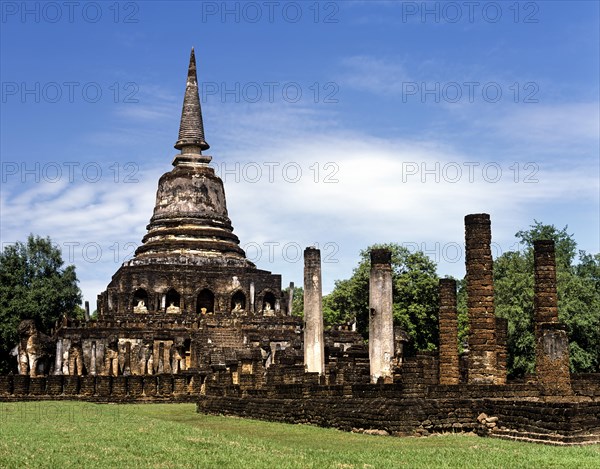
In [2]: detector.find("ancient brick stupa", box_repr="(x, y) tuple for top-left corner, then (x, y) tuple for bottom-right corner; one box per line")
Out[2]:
(52, 49), (308, 377)
(97, 48), (281, 318)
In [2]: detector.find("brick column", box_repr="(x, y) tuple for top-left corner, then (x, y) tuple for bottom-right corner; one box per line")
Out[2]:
(534, 240), (572, 395)
(287, 281), (295, 316)
(438, 278), (459, 385)
(495, 317), (508, 385)
(369, 249), (394, 383)
(534, 240), (560, 328)
(465, 213), (497, 384)
(54, 340), (63, 375)
(304, 247), (324, 375)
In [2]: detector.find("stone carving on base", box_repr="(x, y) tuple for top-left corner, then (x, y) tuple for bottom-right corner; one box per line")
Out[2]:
(104, 337), (119, 376)
(16, 320), (53, 377)
(171, 340), (187, 373)
(68, 339), (85, 376)
(137, 339), (153, 375)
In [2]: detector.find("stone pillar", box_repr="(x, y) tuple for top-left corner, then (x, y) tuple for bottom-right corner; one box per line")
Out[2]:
(250, 282), (255, 314)
(54, 340), (63, 375)
(303, 247), (324, 375)
(438, 278), (460, 385)
(84, 301), (90, 321)
(123, 342), (132, 376)
(288, 281), (295, 316)
(163, 342), (172, 374)
(157, 342), (165, 374)
(369, 249), (394, 383)
(90, 341), (97, 376)
(534, 240), (572, 395)
(465, 213), (497, 384)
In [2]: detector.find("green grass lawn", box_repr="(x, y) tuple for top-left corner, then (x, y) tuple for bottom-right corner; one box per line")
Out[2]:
(0, 402), (598, 469)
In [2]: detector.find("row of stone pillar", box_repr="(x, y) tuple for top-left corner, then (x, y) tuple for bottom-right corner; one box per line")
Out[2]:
(438, 214), (571, 393)
(304, 214), (572, 392)
(303, 246), (394, 383)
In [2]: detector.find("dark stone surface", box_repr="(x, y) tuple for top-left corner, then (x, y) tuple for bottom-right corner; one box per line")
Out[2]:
(370, 248), (391, 265)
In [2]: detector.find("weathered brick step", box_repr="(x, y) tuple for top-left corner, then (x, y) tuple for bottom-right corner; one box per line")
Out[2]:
(489, 428), (600, 446)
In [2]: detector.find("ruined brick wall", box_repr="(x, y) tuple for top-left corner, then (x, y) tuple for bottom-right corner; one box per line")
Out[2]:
(325, 350), (370, 385)
(3, 369), (598, 445)
(197, 381), (600, 445)
(0, 373), (205, 402)
(397, 353), (439, 390)
(200, 393), (484, 436)
(572, 374), (600, 398)
(482, 399), (600, 444)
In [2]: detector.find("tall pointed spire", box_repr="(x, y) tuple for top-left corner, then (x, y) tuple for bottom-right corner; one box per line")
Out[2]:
(133, 47), (250, 266)
(174, 47), (210, 153)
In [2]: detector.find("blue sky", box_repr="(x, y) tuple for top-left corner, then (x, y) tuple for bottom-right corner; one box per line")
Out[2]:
(1, 1), (599, 309)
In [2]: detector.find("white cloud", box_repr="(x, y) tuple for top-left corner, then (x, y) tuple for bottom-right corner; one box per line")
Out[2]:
(484, 103), (600, 145)
(338, 55), (411, 96)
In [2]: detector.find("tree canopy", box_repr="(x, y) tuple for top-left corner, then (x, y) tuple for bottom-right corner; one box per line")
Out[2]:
(0, 235), (82, 373)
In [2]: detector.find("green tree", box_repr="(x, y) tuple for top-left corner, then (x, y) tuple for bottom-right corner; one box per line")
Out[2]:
(494, 250), (535, 376)
(285, 284), (345, 328)
(323, 278), (362, 327)
(0, 235), (82, 373)
(558, 253), (600, 372)
(493, 221), (600, 376)
(323, 243), (439, 352)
